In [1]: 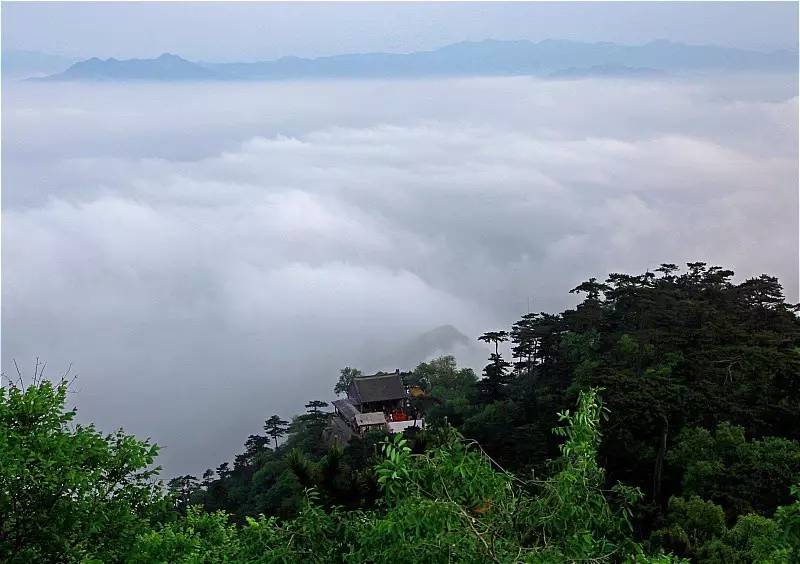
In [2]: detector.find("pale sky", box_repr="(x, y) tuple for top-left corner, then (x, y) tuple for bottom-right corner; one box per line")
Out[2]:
(2, 2), (798, 61)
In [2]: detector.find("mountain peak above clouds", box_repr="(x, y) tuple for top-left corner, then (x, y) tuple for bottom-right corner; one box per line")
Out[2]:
(30, 39), (798, 82)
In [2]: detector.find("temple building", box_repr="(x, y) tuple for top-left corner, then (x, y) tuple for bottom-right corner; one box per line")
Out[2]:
(328, 370), (423, 443)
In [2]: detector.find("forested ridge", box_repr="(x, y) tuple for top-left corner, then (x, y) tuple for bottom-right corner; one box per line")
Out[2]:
(2, 262), (799, 562)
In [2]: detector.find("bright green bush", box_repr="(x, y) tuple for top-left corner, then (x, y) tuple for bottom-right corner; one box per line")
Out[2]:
(0, 379), (165, 563)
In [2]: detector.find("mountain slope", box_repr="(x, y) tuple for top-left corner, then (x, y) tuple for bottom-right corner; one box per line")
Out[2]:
(360, 325), (485, 373)
(40, 53), (217, 81)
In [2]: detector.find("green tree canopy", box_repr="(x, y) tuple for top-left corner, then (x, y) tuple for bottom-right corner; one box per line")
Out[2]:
(0, 379), (165, 563)
(334, 366), (362, 396)
(263, 415), (290, 449)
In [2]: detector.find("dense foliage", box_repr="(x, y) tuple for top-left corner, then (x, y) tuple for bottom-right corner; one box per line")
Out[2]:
(461, 264), (800, 548)
(2, 262), (799, 562)
(0, 378), (167, 563)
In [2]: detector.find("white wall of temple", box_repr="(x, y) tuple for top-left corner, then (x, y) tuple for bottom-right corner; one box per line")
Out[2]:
(387, 420), (424, 434)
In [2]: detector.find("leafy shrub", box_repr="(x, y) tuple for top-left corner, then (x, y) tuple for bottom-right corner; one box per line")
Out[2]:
(0, 379), (165, 563)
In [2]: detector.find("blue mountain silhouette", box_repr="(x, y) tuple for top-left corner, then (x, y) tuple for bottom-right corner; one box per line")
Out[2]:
(38, 39), (797, 82)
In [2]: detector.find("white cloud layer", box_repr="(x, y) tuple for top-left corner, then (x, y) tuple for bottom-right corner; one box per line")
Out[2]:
(3, 74), (797, 475)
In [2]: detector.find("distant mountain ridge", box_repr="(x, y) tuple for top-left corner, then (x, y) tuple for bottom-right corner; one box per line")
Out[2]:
(37, 53), (216, 81)
(35, 39), (798, 82)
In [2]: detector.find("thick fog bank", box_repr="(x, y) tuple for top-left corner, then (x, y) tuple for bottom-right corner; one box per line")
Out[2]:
(2, 74), (797, 475)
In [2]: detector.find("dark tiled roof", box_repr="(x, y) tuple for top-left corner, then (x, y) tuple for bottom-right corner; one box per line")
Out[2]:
(332, 398), (358, 422)
(348, 372), (406, 404)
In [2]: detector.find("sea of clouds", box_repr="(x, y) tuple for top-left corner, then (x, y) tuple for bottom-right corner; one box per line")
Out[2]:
(2, 73), (797, 475)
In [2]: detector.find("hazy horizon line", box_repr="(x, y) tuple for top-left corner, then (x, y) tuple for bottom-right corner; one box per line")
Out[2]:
(4, 35), (798, 66)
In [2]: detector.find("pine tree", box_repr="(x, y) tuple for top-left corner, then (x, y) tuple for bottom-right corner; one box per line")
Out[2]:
(263, 415), (290, 449)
